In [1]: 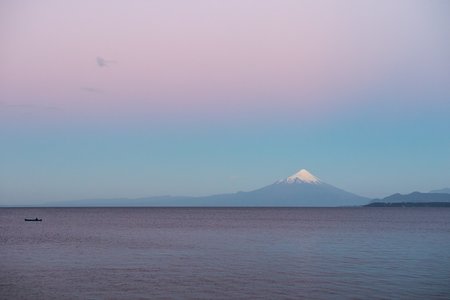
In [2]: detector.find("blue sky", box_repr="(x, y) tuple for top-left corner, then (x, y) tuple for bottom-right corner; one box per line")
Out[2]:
(1, 0), (449, 204)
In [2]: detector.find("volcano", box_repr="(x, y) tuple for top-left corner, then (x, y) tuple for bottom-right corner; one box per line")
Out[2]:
(48, 169), (369, 207)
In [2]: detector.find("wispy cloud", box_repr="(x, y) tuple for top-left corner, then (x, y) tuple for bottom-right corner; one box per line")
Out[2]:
(96, 56), (116, 67)
(0, 101), (60, 111)
(81, 86), (103, 93)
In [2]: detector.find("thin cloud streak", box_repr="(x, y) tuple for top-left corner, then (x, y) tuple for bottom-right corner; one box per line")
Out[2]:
(96, 57), (116, 67)
(0, 101), (60, 111)
(81, 86), (103, 93)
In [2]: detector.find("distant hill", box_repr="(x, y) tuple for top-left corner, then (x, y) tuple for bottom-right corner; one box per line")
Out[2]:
(430, 188), (450, 194)
(366, 202), (450, 207)
(371, 192), (450, 204)
(45, 169), (368, 207)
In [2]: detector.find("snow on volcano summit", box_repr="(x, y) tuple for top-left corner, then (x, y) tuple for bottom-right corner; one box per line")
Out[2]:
(281, 169), (321, 184)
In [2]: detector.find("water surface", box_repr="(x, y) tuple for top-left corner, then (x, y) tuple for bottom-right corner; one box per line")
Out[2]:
(1, 207), (449, 299)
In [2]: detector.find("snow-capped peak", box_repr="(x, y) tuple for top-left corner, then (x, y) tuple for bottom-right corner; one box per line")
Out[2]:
(281, 169), (321, 184)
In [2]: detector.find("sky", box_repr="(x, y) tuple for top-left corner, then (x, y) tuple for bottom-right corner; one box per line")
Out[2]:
(1, 0), (449, 205)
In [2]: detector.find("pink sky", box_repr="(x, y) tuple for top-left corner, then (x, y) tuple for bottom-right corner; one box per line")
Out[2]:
(1, 0), (448, 123)
(1, 1), (449, 203)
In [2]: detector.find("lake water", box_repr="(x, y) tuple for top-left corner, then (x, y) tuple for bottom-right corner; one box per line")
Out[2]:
(1, 207), (449, 299)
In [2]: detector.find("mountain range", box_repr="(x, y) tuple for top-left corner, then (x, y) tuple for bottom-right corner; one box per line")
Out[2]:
(372, 192), (450, 204)
(47, 169), (369, 207)
(42, 169), (450, 207)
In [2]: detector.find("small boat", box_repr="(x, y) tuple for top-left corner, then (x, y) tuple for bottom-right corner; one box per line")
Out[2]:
(25, 218), (42, 222)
